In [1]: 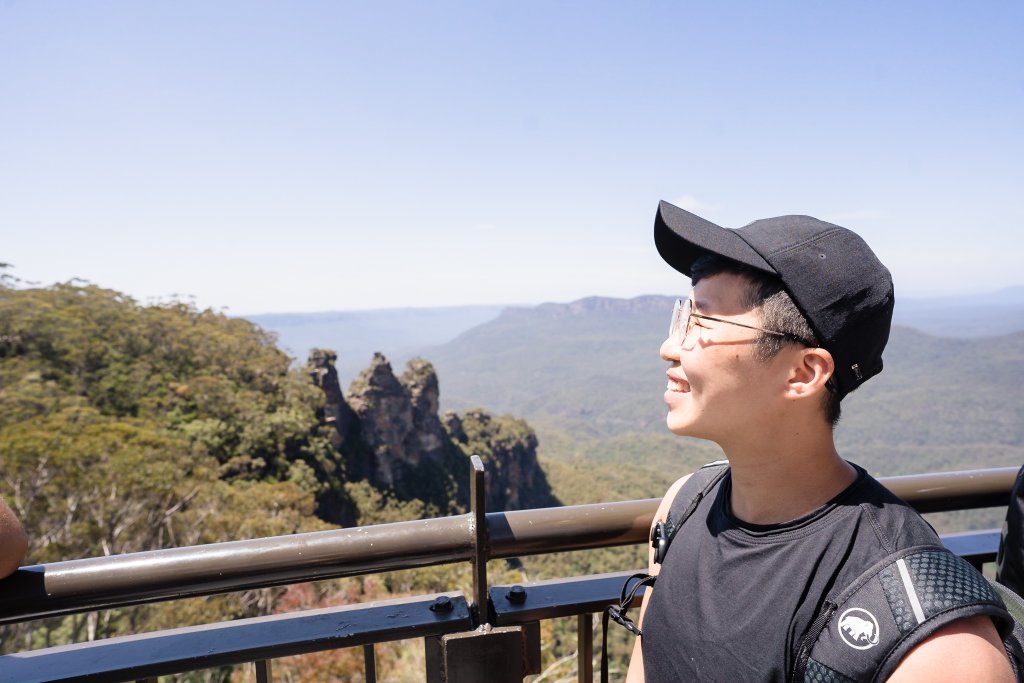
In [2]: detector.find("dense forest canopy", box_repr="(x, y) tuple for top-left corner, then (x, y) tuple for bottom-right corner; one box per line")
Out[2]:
(0, 281), (334, 565)
(0, 277), (556, 555)
(0, 280), (563, 678)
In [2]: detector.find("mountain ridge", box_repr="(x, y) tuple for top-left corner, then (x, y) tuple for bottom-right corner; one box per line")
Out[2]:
(416, 298), (1024, 485)
(246, 287), (1024, 386)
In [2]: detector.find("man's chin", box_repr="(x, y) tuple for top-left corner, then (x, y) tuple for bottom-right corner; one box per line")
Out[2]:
(666, 414), (717, 442)
(665, 415), (695, 437)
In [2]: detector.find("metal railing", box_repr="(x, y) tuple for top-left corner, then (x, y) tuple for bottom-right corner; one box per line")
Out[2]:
(0, 460), (1017, 682)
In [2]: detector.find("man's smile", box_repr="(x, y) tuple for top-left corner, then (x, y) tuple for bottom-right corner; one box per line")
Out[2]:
(665, 372), (691, 394)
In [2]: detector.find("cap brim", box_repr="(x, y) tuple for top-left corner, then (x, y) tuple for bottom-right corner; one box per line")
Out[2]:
(654, 200), (776, 276)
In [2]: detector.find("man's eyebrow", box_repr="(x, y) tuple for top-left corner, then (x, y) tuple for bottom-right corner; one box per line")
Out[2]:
(693, 297), (710, 312)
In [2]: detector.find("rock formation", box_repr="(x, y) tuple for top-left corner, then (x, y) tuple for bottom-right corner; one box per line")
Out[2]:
(309, 349), (360, 447)
(308, 350), (557, 518)
(308, 348), (371, 483)
(446, 408), (559, 512)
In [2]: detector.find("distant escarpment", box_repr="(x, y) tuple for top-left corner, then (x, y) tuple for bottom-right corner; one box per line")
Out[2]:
(309, 350), (558, 522)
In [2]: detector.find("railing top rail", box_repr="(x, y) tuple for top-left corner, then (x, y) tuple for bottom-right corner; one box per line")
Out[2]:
(0, 465), (1016, 625)
(881, 467), (1018, 511)
(0, 514), (476, 625)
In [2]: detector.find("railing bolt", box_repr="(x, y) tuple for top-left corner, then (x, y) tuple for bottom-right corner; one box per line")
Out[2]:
(430, 595), (453, 613)
(506, 585), (527, 604)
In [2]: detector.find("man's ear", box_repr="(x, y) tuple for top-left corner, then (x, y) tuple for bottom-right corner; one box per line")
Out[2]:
(784, 347), (835, 400)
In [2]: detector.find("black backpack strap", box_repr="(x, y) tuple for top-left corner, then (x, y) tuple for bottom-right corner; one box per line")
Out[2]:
(652, 460), (730, 565)
(792, 545), (1018, 683)
(601, 461), (730, 682)
(989, 580), (1024, 682)
(997, 464), (1024, 596)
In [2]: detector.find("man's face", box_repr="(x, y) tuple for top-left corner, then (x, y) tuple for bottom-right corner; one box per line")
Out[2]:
(660, 272), (786, 442)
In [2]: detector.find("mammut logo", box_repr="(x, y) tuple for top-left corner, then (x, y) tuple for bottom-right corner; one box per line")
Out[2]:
(838, 608), (879, 650)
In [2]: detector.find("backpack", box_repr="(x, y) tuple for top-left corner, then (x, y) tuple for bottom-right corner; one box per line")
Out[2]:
(997, 465), (1024, 597)
(606, 461), (1024, 683)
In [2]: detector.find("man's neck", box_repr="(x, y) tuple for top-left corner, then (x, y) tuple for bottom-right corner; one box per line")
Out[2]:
(720, 427), (858, 525)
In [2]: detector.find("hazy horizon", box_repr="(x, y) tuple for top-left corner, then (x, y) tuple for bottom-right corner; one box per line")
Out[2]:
(243, 284), (1024, 318)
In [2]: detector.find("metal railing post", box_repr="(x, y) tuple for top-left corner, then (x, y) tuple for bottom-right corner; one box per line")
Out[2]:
(255, 659), (272, 683)
(470, 455), (489, 625)
(364, 644), (377, 683)
(578, 614), (593, 683)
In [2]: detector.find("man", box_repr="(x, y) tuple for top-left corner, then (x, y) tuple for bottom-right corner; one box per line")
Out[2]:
(625, 201), (1015, 682)
(0, 496), (27, 579)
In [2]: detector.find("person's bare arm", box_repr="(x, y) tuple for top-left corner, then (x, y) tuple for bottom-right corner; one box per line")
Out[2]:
(625, 473), (692, 683)
(0, 496), (27, 579)
(887, 615), (1014, 683)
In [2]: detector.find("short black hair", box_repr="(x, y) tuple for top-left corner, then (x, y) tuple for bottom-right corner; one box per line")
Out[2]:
(690, 253), (842, 427)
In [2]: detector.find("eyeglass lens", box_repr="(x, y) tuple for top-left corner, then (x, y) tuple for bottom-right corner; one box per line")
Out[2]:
(670, 298), (692, 344)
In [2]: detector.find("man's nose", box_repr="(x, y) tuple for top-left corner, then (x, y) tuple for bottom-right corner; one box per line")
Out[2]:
(660, 336), (680, 363)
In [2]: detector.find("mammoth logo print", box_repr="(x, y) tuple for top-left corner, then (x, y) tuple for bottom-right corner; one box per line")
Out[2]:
(838, 608), (880, 650)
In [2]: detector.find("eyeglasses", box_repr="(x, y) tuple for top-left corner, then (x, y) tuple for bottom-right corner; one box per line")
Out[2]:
(669, 298), (816, 347)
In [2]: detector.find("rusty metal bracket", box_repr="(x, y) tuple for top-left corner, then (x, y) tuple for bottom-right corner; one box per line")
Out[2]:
(435, 626), (526, 683)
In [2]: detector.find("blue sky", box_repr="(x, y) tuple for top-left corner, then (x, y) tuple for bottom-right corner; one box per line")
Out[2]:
(2, 2), (1022, 314)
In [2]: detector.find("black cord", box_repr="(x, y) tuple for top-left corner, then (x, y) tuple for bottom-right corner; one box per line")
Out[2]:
(602, 573), (657, 682)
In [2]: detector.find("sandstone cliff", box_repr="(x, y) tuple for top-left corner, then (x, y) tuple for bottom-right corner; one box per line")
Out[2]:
(309, 350), (557, 521)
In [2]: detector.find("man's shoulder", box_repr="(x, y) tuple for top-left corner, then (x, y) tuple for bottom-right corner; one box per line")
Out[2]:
(812, 470), (944, 602)
(847, 470), (917, 516)
(816, 477), (1007, 680)
(804, 546), (1015, 682)
(659, 461), (729, 523)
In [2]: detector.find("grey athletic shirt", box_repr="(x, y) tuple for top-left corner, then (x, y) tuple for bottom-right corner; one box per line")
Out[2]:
(640, 464), (955, 682)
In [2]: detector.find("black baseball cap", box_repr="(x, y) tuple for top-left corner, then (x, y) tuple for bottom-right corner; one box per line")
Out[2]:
(654, 200), (894, 399)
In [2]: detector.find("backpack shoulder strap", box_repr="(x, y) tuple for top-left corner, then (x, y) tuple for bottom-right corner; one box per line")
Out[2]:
(997, 464), (1024, 595)
(603, 459), (730, 680)
(792, 545), (1019, 683)
(651, 460), (729, 565)
(989, 579), (1024, 681)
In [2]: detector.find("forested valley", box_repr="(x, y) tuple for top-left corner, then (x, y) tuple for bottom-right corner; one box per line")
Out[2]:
(0, 280), (604, 682)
